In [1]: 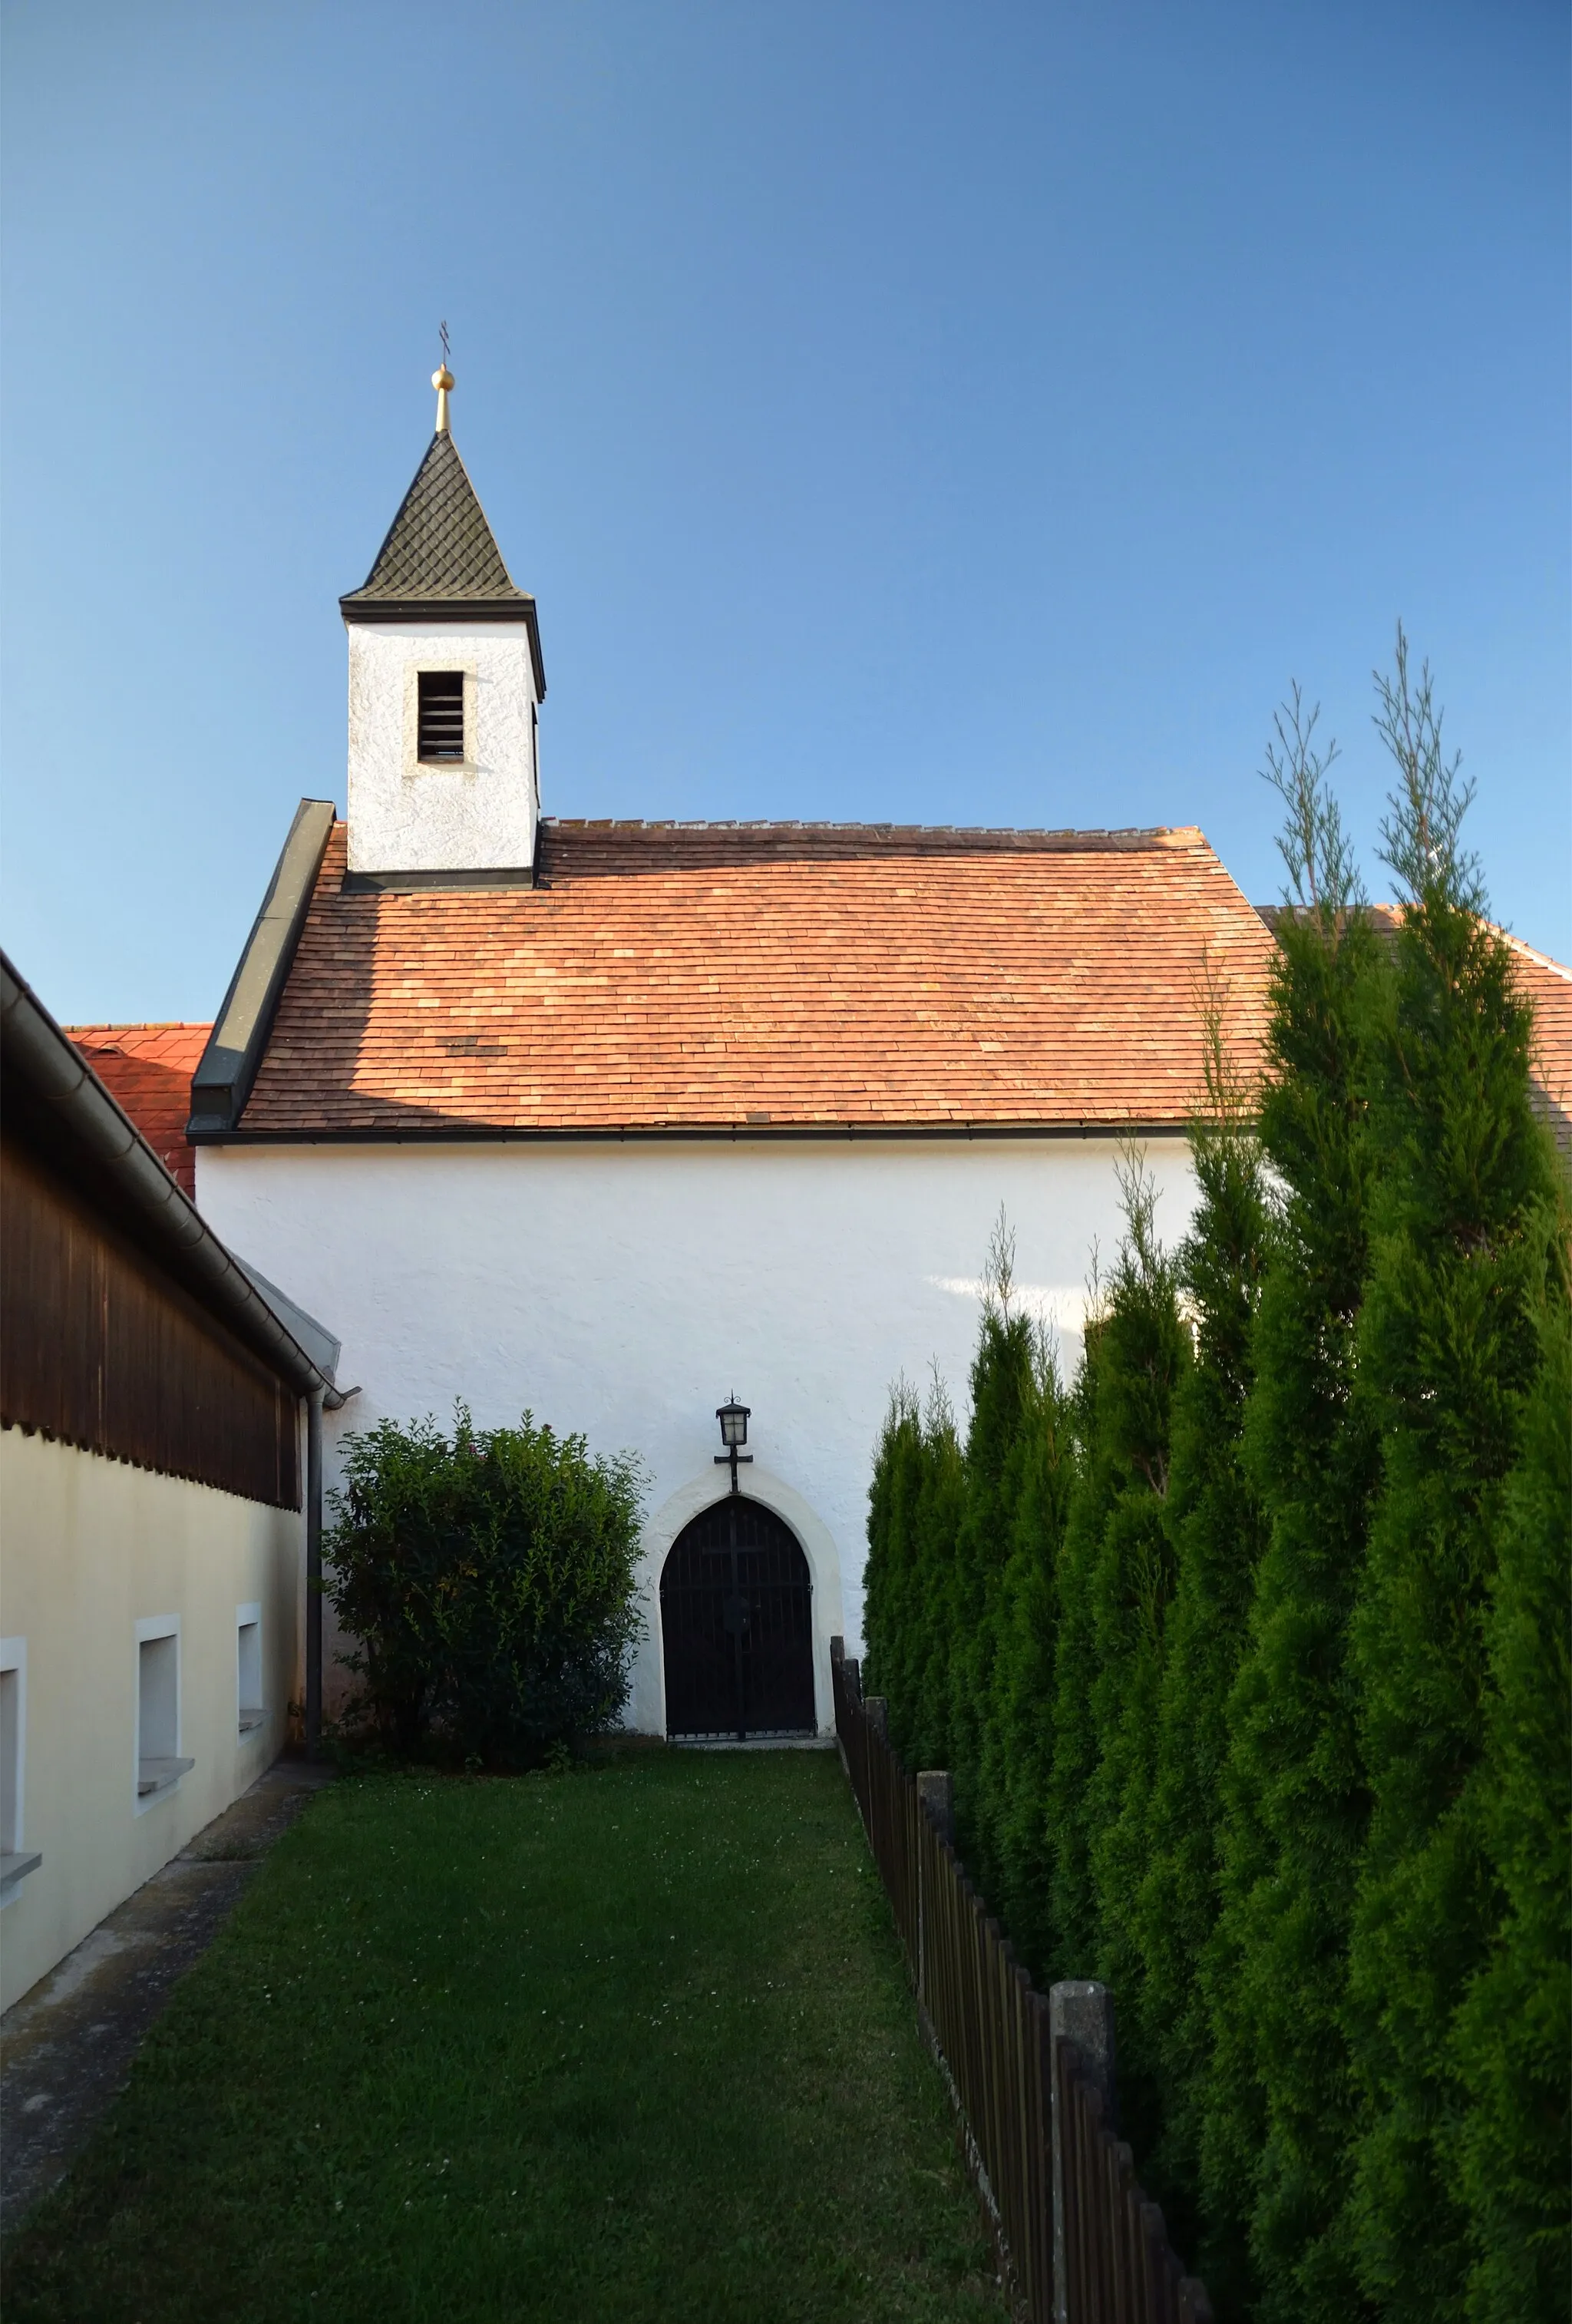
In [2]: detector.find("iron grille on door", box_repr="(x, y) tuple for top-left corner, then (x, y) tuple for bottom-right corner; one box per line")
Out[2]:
(660, 1498), (815, 1741)
(417, 670), (465, 760)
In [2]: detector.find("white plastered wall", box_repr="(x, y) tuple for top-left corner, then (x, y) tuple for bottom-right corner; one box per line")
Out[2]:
(196, 1137), (1195, 1737)
(345, 620), (539, 874)
(0, 1430), (302, 2012)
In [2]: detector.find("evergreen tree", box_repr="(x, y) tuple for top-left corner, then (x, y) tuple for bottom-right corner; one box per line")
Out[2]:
(949, 1215), (1039, 1888)
(1200, 689), (1384, 2321)
(981, 1330), (1076, 1981)
(1448, 1258), (1571, 2322)
(1082, 1152), (1191, 2147)
(1344, 633), (1564, 2319)
(1134, 969), (1271, 2248)
(909, 1370), (966, 1774)
(1045, 1265), (1112, 1982)
(863, 1375), (923, 1757)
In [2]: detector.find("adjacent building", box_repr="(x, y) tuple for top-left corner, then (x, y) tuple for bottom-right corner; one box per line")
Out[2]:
(0, 953), (342, 2010)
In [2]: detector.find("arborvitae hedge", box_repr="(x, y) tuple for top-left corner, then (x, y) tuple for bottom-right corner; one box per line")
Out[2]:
(865, 1239), (1076, 1962)
(1082, 1159), (1191, 2147)
(1134, 994), (1271, 2253)
(860, 650), (1569, 2324)
(1044, 1284), (1113, 1983)
(949, 1231), (1042, 1892)
(1202, 699), (1385, 2322)
(1344, 641), (1566, 2320)
(1449, 1261), (1570, 2322)
(863, 1378), (923, 1763)
(979, 1349), (1075, 1979)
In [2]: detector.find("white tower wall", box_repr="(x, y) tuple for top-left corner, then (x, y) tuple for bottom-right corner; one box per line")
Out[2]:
(345, 621), (540, 876)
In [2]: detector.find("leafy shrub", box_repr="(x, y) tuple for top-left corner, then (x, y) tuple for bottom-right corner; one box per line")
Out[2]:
(325, 1406), (645, 1764)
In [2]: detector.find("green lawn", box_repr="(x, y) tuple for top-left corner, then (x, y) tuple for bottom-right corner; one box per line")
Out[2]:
(4, 1749), (1005, 2324)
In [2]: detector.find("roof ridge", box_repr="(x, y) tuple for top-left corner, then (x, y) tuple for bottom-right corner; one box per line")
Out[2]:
(542, 816), (1206, 848)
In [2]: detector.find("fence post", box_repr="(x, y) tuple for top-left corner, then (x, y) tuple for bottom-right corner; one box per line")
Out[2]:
(865, 1695), (888, 1741)
(1049, 1980), (1117, 2324)
(916, 1769), (954, 1846)
(913, 1770), (952, 2009)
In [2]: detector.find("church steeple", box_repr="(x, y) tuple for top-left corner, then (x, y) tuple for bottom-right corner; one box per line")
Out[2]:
(339, 369), (544, 684)
(340, 366), (545, 887)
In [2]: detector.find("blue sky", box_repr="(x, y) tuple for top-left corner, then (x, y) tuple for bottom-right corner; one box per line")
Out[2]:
(2, 0), (1567, 1023)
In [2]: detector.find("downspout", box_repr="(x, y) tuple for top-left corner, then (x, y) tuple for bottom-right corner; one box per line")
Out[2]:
(306, 1387), (324, 1758)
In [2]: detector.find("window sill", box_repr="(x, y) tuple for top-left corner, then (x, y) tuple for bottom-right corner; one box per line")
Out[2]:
(137, 1757), (195, 1799)
(238, 1709), (266, 1736)
(0, 1850), (41, 1903)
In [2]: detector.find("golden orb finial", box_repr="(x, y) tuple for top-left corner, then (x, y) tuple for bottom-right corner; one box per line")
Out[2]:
(432, 362), (454, 435)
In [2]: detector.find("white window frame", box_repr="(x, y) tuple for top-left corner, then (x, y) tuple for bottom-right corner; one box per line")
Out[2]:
(134, 1614), (193, 1813)
(0, 1638), (38, 1904)
(236, 1603), (265, 1738)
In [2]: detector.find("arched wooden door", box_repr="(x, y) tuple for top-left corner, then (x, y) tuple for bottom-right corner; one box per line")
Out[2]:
(660, 1496), (816, 1741)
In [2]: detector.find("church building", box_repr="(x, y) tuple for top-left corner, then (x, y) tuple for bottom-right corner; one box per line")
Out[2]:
(184, 365), (1281, 1741)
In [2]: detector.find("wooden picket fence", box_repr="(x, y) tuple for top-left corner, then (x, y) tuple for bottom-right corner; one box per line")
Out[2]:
(831, 1640), (1213, 2324)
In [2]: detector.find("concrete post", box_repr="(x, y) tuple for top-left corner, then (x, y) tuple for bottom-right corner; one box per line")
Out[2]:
(864, 1695), (888, 1741)
(1049, 1979), (1117, 2324)
(916, 1769), (954, 1847)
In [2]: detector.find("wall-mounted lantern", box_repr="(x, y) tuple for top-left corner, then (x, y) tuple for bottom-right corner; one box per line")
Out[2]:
(714, 1396), (753, 1495)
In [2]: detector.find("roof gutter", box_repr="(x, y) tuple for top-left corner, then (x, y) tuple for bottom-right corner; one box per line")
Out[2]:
(1, 948), (344, 1405)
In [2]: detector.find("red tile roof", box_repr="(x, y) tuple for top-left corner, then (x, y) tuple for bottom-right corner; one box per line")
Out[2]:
(1500, 927), (1572, 1159)
(236, 818), (1279, 1136)
(65, 1023), (212, 1195)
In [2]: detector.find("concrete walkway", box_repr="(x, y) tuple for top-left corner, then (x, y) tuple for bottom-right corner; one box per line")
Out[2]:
(0, 1757), (333, 2236)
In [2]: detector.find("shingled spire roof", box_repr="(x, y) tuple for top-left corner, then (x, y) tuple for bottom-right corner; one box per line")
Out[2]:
(342, 429), (525, 604)
(340, 420), (546, 690)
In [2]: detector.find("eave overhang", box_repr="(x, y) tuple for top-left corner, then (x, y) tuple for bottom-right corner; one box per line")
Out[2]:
(338, 593), (547, 699)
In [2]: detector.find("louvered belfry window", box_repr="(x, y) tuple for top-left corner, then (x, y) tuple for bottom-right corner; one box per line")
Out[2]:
(417, 670), (465, 761)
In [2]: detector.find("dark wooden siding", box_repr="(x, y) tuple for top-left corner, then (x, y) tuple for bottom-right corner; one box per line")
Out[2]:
(1, 1132), (300, 1508)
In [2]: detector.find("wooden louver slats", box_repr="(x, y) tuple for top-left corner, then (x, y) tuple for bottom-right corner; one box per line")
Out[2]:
(417, 669), (465, 761)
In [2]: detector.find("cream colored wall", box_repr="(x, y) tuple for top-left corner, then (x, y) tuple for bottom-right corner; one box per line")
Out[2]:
(0, 1427), (303, 2012)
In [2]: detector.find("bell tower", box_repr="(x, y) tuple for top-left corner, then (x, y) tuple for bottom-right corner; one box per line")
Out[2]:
(340, 365), (546, 885)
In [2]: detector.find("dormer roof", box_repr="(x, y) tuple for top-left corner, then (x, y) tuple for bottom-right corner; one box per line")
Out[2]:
(340, 429), (546, 692)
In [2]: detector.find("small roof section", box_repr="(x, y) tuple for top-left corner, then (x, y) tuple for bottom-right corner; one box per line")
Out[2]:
(1496, 926), (1571, 1159)
(67, 1023), (211, 1196)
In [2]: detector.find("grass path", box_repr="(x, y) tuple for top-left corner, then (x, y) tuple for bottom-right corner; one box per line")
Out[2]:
(3, 1749), (1005, 2323)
